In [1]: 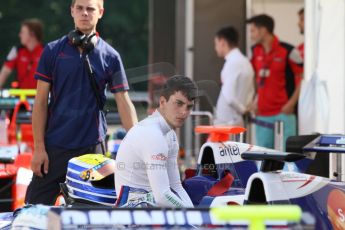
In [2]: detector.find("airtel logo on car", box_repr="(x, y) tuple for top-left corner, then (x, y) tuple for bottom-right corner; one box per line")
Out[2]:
(218, 145), (240, 157)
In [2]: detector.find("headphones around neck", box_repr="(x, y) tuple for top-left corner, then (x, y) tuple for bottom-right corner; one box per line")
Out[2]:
(68, 29), (97, 52)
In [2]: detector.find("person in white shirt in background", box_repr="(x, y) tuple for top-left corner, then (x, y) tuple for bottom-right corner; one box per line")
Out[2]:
(214, 26), (254, 126)
(115, 75), (197, 208)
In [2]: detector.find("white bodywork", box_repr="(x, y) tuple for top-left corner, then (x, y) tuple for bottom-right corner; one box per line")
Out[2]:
(246, 172), (330, 202)
(197, 141), (275, 165)
(208, 171), (331, 207)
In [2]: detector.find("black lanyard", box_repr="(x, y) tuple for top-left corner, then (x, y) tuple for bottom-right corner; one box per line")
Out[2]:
(83, 53), (106, 155)
(83, 53), (103, 111)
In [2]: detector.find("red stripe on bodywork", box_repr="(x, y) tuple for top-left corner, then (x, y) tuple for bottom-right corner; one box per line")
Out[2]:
(297, 175), (316, 189)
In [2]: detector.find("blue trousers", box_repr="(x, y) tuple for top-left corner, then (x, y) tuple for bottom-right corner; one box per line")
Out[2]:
(255, 113), (297, 150)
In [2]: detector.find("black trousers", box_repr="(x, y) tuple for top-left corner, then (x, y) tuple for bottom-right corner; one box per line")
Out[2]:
(25, 143), (103, 205)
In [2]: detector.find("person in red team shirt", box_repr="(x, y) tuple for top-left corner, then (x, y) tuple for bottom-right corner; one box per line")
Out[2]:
(246, 14), (303, 149)
(0, 18), (44, 89)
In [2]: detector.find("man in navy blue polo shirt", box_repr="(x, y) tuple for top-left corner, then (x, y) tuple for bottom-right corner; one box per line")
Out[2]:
(25, 0), (138, 205)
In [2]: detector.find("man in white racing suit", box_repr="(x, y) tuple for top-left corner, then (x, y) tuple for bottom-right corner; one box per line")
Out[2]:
(115, 75), (197, 208)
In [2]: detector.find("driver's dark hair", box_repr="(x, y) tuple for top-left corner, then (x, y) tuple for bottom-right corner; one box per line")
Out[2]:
(160, 75), (198, 101)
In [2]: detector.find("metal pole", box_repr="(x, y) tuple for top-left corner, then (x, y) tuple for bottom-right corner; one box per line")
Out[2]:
(190, 111), (213, 124)
(233, 133), (244, 143)
(337, 153), (343, 181)
(190, 110), (214, 161)
(343, 0), (345, 183)
(274, 121), (284, 151)
(330, 153), (344, 181)
(239, 133), (244, 143)
(183, 0), (195, 169)
(246, 0), (253, 56)
(194, 102), (201, 158)
(243, 113), (251, 143)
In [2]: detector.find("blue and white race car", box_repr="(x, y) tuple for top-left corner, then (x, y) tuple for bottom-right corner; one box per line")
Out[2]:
(183, 126), (345, 230)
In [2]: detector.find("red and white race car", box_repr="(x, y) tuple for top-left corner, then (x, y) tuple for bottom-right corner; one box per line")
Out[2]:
(0, 89), (35, 211)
